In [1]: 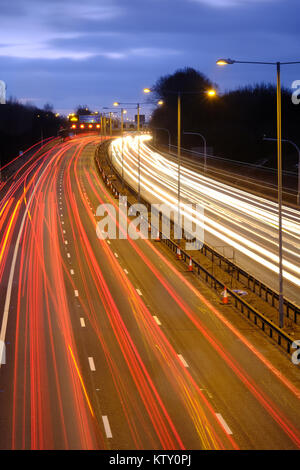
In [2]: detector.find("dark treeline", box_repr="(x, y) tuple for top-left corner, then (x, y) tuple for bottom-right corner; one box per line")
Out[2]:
(0, 100), (66, 166)
(150, 68), (300, 171)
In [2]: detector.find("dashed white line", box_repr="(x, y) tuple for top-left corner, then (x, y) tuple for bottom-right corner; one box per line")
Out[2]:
(102, 416), (112, 438)
(88, 357), (96, 371)
(80, 317), (86, 327)
(178, 354), (189, 368)
(63, 230), (66, 234)
(64, 240), (68, 245)
(216, 413), (233, 435)
(153, 316), (162, 326)
(136, 289), (142, 296)
(70, 269), (74, 275)
(74, 290), (79, 297)
(67, 253), (71, 258)
(107, 240), (111, 245)
(114, 252), (118, 258)
(124, 269), (129, 275)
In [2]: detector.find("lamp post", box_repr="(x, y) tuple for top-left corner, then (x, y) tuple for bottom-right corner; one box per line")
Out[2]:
(153, 127), (171, 152)
(114, 101), (141, 131)
(114, 100), (163, 197)
(144, 87), (216, 239)
(217, 57), (300, 328)
(183, 131), (207, 172)
(263, 137), (300, 206)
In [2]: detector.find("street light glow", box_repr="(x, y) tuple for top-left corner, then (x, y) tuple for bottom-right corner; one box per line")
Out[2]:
(216, 58), (235, 66)
(113, 102), (119, 106)
(143, 88), (152, 93)
(207, 89), (217, 97)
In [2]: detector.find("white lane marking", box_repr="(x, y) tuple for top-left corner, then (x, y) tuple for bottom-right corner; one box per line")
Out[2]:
(88, 357), (96, 371)
(114, 252), (118, 258)
(216, 413), (233, 435)
(102, 416), (112, 438)
(63, 230), (66, 234)
(74, 290), (79, 297)
(136, 289), (142, 296)
(107, 240), (111, 245)
(64, 240), (68, 245)
(178, 354), (189, 368)
(67, 253), (71, 258)
(80, 317), (86, 327)
(70, 269), (74, 275)
(153, 316), (162, 326)
(62, 221), (64, 225)
(124, 269), (129, 275)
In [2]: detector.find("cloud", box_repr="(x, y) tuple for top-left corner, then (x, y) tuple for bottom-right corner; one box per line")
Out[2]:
(0, 0), (298, 115)
(190, 0), (278, 7)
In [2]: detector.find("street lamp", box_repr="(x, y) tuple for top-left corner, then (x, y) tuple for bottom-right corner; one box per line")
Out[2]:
(144, 87), (217, 239)
(263, 136), (300, 206)
(183, 131), (207, 172)
(153, 127), (171, 152)
(217, 57), (300, 328)
(114, 101), (142, 131)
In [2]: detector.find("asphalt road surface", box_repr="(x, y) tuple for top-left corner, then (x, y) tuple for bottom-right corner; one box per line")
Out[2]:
(110, 135), (300, 305)
(0, 135), (300, 450)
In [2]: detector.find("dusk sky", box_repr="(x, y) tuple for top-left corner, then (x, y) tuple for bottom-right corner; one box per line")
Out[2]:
(1, 0), (299, 116)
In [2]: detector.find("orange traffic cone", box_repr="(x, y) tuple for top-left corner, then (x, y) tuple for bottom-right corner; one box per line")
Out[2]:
(176, 247), (182, 260)
(188, 257), (193, 272)
(222, 286), (229, 304)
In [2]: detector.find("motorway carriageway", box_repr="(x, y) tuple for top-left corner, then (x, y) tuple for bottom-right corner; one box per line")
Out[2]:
(110, 135), (300, 305)
(0, 135), (299, 449)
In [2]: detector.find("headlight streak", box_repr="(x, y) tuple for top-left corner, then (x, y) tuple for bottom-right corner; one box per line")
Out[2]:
(87, 164), (300, 449)
(110, 137), (300, 290)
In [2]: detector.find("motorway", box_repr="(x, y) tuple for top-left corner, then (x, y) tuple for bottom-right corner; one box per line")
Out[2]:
(110, 135), (300, 305)
(0, 135), (300, 449)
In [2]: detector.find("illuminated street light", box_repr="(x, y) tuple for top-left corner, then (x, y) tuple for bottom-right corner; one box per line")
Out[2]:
(216, 58), (235, 66)
(217, 56), (300, 328)
(144, 86), (217, 239)
(206, 89), (216, 97)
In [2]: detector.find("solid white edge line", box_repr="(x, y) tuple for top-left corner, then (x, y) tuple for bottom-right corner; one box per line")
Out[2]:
(102, 416), (113, 438)
(216, 413), (233, 435)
